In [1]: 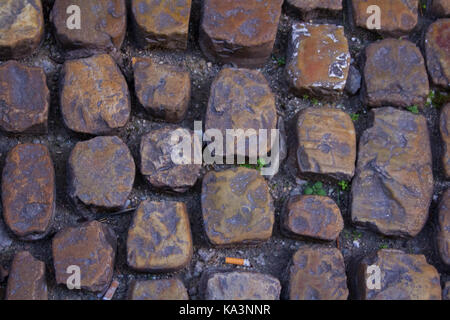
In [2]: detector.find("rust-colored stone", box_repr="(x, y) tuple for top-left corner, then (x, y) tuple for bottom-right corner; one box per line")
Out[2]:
(199, 0), (283, 68)
(140, 126), (200, 192)
(204, 68), (277, 159)
(60, 54), (130, 135)
(201, 167), (274, 246)
(296, 107), (356, 181)
(2, 144), (55, 241)
(128, 278), (189, 300)
(352, 0), (418, 36)
(51, 0), (126, 54)
(131, 0), (192, 50)
(286, 23), (350, 96)
(133, 57), (191, 123)
(440, 104), (450, 178)
(363, 39), (429, 108)
(6, 251), (47, 300)
(68, 136), (135, 210)
(283, 195), (344, 241)
(286, 0), (342, 18)
(52, 220), (117, 292)
(351, 107), (433, 237)
(127, 200), (193, 272)
(425, 19), (450, 88)
(357, 249), (442, 300)
(0, 61), (49, 134)
(438, 189), (450, 266)
(287, 246), (348, 300)
(204, 272), (281, 300)
(0, 0), (44, 59)
(432, 0), (450, 17)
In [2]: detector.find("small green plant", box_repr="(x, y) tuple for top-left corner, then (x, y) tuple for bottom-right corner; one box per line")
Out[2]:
(303, 181), (327, 196)
(240, 158), (266, 171)
(350, 113), (360, 122)
(427, 90), (449, 108)
(302, 94), (309, 100)
(379, 243), (389, 249)
(352, 230), (362, 241)
(272, 55), (286, 67)
(406, 105), (419, 114)
(338, 180), (349, 191)
(311, 98), (320, 106)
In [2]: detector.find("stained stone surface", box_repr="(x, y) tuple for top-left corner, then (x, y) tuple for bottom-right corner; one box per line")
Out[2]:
(2, 144), (55, 241)
(0, 61), (49, 134)
(199, 0), (283, 68)
(204, 272), (281, 300)
(0, 0), (44, 59)
(60, 54), (131, 135)
(286, 0), (342, 17)
(131, 0), (192, 50)
(357, 249), (442, 300)
(432, 0), (450, 17)
(127, 200), (193, 272)
(128, 278), (189, 300)
(296, 107), (356, 181)
(52, 221), (117, 293)
(351, 107), (434, 237)
(438, 189), (450, 265)
(440, 104), (450, 178)
(363, 39), (429, 108)
(287, 246), (348, 300)
(286, 23), (350, 96)
(425, 19), (450, 88)
(202, 167), (275, 246)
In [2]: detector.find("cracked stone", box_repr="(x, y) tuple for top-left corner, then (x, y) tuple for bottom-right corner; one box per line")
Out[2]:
(0, 61), (49, 133)
(128, 278), (189, 300)
(2, 144), (55, 241)
(202, 167), (275, 246)
(357, 249), (442, 300)
(199, 0), (283, 68)
(60, 54), (131, 135)
(438, 189), (450, 265)
(52, 220), (117, 292)
(286, 23), (350, 97)
(127, 200), (193, 272)
(131, 0), (192, 50)
(440, 103), (450, 178)
(425, 19), (450, 88)
(351, 107), (433, 237)
(432, 0), (450, 17)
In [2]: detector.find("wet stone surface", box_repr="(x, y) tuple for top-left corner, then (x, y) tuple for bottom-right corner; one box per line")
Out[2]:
(0, 61), (49, 134)
(357, 249), (442, 300)
(60, 54), (131, 135)
(287, 246), (348, 300)
(127, 200), (193, 272)
(363, 39), (429, 108)
(425, 19), (450, 88)
(2, 144), (55, 241)
(131, 0), (192, 50)
(68, 136), (135, 210)
(128, 278), (189, 300)
(52, 221), (117, 293)
(204, 271), (281, 300)
(133, 57), (191, 123)
(0, 0), (44, 59)
(440, 103), (450, 178)
(51, 0), (127, 55)
(140, 126), (201, 192)
(199, 0), (283, 68)
(351, 107), (433, 237)
(202, 167), (274, 246)
(286, 23), (350, 97)
(438, 189), (450, 266)
(6, 251), (47, 300)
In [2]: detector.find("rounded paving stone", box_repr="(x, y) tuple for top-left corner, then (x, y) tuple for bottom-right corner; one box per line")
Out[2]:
(357, 249), (442, 300)
(438, 189), (450, 266)
(68, 136), (135, 210)
(285, 0), (342, 19)
(286, 23), (350, 97)
(287, 246), (349, 300)
(432, 0), (450, 17)
(127, 200), (193, 272)
(0, 0), (44, 59)
(6, 251), (47, 300)
(425, 19), (450, 88)
(133, 57), (191, 123)
(201, 167), (275, 246)
(60, 54), (131, 135)
(128, 278), (189, 300)
(0, 61), (49, 134)
(2, 143), (55, 241)
(131, 0), (192, 50)
(204, 271), (281, 300)
(282, 195), (344, 241)
(444, 282), (450, 300)
(140, 126), (201, 192)
(440, 103), (450, 178)
(351, 107), (434, 237)
(363, 39), (429, 108)
(199, 0), (283, 68)
(52, 220), (117, 292)
(50, 0), (127, 54)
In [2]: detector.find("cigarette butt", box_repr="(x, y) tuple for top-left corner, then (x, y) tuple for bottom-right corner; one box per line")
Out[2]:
(225, 257), (251, 267)
(102, 279), (119, 300)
